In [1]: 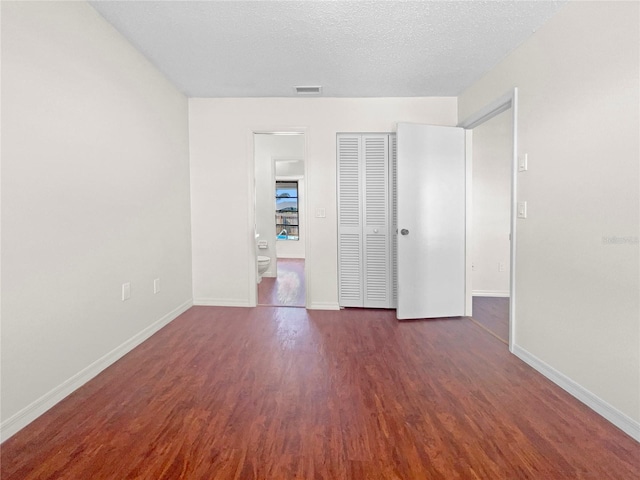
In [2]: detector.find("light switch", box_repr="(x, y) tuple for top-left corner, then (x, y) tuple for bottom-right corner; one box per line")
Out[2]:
(518, 154), (528, 172)
(316, 208), (326, 218)
(122, 282), (131, 301)
(154, 278), (160, 294)
(517, 201), (527, 219)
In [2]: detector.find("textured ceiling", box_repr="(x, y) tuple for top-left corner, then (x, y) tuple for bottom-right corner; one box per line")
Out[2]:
(89, 0), (567, 98)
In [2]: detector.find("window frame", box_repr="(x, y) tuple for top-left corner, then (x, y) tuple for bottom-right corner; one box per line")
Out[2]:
(275, 180), (299, 241)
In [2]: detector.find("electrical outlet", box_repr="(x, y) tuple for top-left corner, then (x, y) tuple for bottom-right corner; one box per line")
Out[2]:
(154, 278), (160, 294)
(122, 282), (131, 301)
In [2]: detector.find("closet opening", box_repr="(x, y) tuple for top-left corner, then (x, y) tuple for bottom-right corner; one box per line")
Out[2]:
(337, 133), (397, 309)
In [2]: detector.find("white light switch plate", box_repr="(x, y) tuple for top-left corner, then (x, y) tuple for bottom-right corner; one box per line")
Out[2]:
(518, 153), (528, 172)
(316, 208), (326, 218)
(122, 282), (131, 301)
(517, 201), (527, 219)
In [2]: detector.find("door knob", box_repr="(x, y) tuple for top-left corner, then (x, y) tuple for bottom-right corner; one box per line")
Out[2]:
(401, 229), (409, 236)
(373, 228), (378, 233)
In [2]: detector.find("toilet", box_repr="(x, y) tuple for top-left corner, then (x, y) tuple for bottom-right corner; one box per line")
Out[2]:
(257, 255), (271, 282)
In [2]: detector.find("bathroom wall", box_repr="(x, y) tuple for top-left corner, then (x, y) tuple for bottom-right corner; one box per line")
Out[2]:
(254, 134), (305, 277)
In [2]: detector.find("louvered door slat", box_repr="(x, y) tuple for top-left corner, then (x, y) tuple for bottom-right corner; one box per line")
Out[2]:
(363, 134), (390, 308)
(337, 134), (363, 306)
(364, 136), (388, 226)
(390, 134), (398, 308)
(364, 234), (387, 302)
(339, 234), (363, 305)
(338, 136), (361, 228)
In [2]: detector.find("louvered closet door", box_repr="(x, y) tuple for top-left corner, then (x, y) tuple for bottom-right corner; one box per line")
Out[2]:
(363, 134), (390, 308)
(337, 135), (363, 307)
(390, 135), (398, 308)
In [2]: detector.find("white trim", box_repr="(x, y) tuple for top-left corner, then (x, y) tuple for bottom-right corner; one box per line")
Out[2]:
(509, 88), (519, 350)
(277, 254), (305, 259)
(308, 302), (340, 311)
(512, 345), (640, 442)
(472, 290), (510, 298)
(464, 130), (473, 316)
(458, 91), (513, 130)
(459, 87), (518, 352)
(248, 131), (258, 307)
(0, 299), (193, 443)
(193, 298), (251, 307)
(301, 138), (310, 310)
(273, 159), (304, 168)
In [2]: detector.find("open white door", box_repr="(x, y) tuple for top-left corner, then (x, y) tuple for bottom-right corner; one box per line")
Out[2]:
(397, 123), (466, 320)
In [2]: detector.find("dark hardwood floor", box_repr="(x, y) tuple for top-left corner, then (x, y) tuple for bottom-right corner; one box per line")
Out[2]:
(470, 296), (510, 344)
(2, 306), (638, 479)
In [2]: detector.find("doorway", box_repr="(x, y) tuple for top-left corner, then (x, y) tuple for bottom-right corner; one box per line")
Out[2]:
(469, 109), (512, 343)
(253, 133), (306, 307)
(459, 89), (519, 350)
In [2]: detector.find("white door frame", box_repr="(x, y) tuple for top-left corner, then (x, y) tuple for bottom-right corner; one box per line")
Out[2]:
(248, 129), (309, 308)
(458, 88), (518, 352)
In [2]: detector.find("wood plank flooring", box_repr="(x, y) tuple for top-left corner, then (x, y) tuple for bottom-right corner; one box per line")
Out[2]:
(2, 307), (638, 479)
(470, 296), (510, 344)
(257, 259), (305, 307)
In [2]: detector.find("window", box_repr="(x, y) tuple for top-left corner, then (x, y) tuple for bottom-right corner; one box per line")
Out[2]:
(275, 181), (299, 240)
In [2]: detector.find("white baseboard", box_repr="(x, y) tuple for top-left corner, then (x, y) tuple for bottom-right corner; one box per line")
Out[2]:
(472, 290), (510, 298)
(193, 298), (252, 307)
(512, 344), (640, 442)
(0, 299), (193, 443)
(276, 254), (305, 259)
(308, 302), (340, 311)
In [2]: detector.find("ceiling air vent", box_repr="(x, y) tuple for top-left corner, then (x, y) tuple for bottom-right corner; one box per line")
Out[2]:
(295, 86), (322, 95)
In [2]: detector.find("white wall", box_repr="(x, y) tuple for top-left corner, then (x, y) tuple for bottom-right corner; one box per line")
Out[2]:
(471, 110), (511, 296)
(254, 134), (305, 275)
(275, 159), (304, 177)
(459, 1), (639, 435)
(189, 98), (457, 308)
(1, 2), (192, 439)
